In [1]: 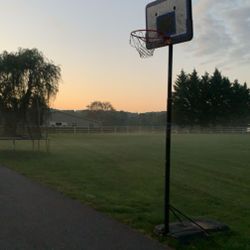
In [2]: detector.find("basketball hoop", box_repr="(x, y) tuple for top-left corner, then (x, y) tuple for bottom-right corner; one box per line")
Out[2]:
(130, 29), (171, 58)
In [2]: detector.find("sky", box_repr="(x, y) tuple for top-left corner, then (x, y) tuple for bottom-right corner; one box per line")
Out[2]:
(0, 0), (249, 112)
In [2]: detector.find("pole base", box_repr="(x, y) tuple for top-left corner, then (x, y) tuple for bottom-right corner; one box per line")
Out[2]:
(154, 219), (229, 243)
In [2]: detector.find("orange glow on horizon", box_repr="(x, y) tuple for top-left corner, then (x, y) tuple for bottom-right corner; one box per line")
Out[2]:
(52, 96), (166, 113)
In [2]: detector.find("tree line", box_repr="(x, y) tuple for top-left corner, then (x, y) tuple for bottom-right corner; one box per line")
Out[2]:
(81, 101), (166, 126)
(84, 69), (250, 127)
(173, 69), (250, 126)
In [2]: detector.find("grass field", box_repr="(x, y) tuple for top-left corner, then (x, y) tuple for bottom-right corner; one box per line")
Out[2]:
(0, 133), (249, 249)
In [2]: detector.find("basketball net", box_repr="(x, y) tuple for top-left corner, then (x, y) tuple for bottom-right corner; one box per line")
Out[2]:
(130, 30), (171, 58)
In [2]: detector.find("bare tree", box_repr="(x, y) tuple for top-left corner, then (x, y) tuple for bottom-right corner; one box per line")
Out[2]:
(87, 101), (115, 111)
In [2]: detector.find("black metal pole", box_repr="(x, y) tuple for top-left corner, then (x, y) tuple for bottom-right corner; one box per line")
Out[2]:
(164, 44), (173, 234)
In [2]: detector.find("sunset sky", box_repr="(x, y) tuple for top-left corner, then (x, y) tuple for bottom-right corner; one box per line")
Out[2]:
(0, 0), (249, 112)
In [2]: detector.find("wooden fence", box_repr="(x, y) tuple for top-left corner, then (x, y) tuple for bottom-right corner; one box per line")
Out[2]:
(46, 126), (250, 135)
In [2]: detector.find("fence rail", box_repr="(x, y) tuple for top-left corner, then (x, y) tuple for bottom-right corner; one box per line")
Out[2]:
(0, 126), (248, 135)
(46, 126), (250, 135)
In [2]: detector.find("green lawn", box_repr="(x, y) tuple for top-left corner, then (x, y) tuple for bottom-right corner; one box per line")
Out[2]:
(0, 133), (249, 249)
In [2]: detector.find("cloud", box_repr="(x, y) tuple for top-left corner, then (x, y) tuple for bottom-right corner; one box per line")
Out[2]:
(188, 0), (250, 69)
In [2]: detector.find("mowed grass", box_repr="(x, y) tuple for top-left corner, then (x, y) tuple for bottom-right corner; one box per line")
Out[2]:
(0, 133), (249, 249)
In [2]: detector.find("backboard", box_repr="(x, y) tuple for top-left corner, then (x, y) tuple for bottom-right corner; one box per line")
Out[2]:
(146, 0), (193, 49)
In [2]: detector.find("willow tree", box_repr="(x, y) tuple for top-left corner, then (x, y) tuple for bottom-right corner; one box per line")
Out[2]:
(0, 48), (61, 136)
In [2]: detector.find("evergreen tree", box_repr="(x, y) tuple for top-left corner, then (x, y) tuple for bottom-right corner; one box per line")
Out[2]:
(187, 69), (202, 125)
(173, 68), (250, 127)
(230, 81), (250, 125)
(199, 72), (210, 125)
(173, 70), (190, 125)
(208, 69), (232, 125)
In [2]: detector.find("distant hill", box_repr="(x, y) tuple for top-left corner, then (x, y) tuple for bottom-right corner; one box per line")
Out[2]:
(50, 109), (166, 126)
